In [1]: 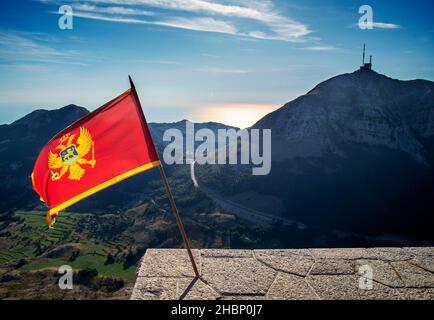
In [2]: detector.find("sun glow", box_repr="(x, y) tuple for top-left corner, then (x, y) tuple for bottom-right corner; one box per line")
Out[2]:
(198, 103), (278, 129)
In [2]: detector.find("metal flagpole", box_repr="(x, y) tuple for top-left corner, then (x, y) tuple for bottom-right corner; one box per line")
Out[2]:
(128, 75), (200, 279)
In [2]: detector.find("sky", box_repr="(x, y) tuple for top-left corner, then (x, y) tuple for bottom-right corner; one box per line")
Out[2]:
(0, 0), (433, 128)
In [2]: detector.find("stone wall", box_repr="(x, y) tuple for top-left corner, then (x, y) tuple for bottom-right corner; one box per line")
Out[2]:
(131, 248), (434, 300)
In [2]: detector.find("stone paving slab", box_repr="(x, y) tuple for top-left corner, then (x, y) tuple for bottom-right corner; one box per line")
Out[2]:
(366, 247), (415, 261)
(201, 257), (276, 295)
(356, 259), (405, 288)
(310, 258), (355, 275)
(408, 255), (434, 273)
(132, 247), (434, 300)
(201, 249), (252, 258)
(254, 249), (314, 276)
(309, 248), (377, 260)
(397, 288), (434, 300)
(402, 247), (434, 256)
(137, 249), (201, 277)
(391, 261), (434, 288)
(306, 275), (403, 300)
(131, 277), (220, 300)
(266, 273), (319, 300)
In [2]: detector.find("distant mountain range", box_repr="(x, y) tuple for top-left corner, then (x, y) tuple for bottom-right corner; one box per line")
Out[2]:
(0, 106), (235, 213)
(1, 68), (433, 243)
(197, 68), (434, 242)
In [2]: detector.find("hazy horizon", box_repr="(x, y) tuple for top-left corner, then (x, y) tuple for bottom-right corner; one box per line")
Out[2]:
(1, 0), (433, 128)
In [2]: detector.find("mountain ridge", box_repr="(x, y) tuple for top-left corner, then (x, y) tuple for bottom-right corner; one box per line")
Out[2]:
(253, 68), (434, 165)
(0, 105), (235, 212)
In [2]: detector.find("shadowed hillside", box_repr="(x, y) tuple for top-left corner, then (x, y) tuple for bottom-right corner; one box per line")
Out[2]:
(197, 69), (434, 242)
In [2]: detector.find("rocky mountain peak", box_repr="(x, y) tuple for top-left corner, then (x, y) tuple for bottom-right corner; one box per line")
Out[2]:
(254, 69), (434, 165)
(7, 105), (89, 133)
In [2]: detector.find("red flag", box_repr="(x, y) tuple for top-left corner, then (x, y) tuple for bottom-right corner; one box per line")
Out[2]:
(31, 87), (160, 227)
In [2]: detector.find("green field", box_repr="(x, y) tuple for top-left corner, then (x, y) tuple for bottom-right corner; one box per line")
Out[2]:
(1, 211), (139, 282)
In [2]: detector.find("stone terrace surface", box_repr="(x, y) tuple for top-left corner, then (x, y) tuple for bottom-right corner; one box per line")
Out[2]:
(131, 248), (434, 300)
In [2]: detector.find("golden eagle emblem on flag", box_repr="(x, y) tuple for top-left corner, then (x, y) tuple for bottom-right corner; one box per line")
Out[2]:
(48, 126), (96, 181)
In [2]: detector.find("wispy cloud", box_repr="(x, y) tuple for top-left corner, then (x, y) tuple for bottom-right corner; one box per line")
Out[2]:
(158, 16), (237, 34)
(69, 10), (237, 35)
(0, 30), (84, 65)
(0, 63), (48, 72)
(370, 22), (401, 29)
(40, 0), (313, 42)
(73, 3), (155, 16)
(65, 11), (147, 24)
(350, 22), (402, 29)
(193, 66), (249, 74)
(201, 53), (221, 58)
(134, 59), (181, 65)
(301, 45), (338, 51)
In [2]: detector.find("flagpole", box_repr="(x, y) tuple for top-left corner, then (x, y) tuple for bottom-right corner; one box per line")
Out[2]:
(157, 165), (200, 278)
(128, 75), (200, 279)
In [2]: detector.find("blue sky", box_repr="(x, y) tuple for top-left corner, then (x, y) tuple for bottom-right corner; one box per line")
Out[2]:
(0, 0), (433, 128)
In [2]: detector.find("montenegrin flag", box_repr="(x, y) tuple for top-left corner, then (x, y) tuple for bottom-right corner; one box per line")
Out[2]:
(31, 83), (160, 228)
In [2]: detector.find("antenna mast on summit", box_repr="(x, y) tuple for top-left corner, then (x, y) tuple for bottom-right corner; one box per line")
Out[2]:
(360, 44), (372, 71)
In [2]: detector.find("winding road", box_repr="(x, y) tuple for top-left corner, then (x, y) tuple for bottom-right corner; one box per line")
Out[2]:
(190, 161), (306, 228)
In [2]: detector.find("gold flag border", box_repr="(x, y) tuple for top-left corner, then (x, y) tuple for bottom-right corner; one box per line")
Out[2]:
(32, 160), (161, 214)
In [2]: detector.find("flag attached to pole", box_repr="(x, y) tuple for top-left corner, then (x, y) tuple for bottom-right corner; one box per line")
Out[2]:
(32, 83), (160, 228)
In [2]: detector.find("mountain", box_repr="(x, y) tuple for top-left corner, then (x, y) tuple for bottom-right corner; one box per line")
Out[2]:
(197, 69), (434, 242)
(149, 119), (238, 147)
(0, 105), (89, 212)
(0, 105), (235, 213)
(255, 69), (434, 164)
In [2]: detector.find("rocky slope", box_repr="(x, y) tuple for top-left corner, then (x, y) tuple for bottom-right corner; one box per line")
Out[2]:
(254, 69), (434, 165)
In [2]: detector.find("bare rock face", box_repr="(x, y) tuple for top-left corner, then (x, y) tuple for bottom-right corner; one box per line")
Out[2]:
(253, 69), (434, 165)
(131, 248), (434, 300)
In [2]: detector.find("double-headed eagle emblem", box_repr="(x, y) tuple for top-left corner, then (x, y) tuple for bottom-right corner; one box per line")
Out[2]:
(48, 127), (96, 181)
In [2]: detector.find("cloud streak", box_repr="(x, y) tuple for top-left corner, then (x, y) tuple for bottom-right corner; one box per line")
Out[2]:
(301, 45), (338, 51)
(72, 3), (155, 16)
(40, 0), (313, 42)
(371, 22), (401, 29)
(69, 10), (238, 35)
(0, 30), (83, 65)
(351, 22), (402, 29)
